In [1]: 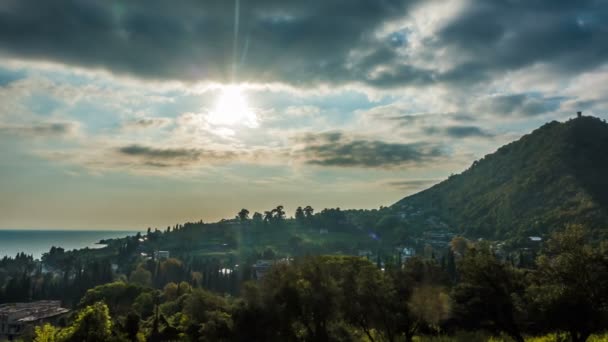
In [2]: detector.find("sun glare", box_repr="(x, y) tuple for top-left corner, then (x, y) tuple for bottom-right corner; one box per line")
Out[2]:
(208, 86), (258, 128)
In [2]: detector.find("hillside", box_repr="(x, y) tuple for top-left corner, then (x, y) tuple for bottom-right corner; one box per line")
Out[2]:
(394, 115), (608, 241)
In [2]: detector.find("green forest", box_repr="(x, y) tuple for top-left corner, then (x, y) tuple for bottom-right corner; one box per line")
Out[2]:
(397, 116), (608, 241)
(1, 224), (608, 342)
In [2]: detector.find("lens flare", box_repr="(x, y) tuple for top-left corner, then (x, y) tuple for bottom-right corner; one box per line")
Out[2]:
(208, 86), (258, 128)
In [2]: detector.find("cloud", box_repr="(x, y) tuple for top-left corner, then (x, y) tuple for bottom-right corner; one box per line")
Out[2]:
(0, 121), (80, 138)
(386, 178), (441, 191)
(0, 67), (26, 86)
(116, 144), (240, 168)
(284, 105), (321, 118)
(425, 125), (493, 138)
(445, 125), (492, 138)
(122, 117), (172, 129)
(475, 94), (563, 116)
(32, 140), (276, 175)
(0, 0), (424, 87)
(1, 0), (606, 92)
(387, 112), (476, 126)
(436, 0), (608, 84)
(294, 131), (445, 168)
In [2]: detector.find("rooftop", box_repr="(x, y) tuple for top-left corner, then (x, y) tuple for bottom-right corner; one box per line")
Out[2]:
(0, 300), (69, 322)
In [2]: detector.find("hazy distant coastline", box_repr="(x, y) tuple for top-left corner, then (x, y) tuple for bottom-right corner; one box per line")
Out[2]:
(0, 229), (140, 259)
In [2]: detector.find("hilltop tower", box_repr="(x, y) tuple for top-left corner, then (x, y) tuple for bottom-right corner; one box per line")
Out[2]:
(577, 111), (582, 118)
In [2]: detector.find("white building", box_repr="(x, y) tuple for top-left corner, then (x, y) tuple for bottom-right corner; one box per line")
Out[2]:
(401, 247), (416, 262)
(154, 250), (170, 260)
(0, 301), (69, 341)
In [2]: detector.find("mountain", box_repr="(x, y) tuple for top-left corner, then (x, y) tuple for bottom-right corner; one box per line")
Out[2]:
(394, 115), (608, 242)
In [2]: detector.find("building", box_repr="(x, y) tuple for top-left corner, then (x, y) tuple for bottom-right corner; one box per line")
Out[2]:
(154, 250), (170, 260)
(400, 247), (416, 262)
(253, 260), (274, 280)
(253, 258), (291, 280)
(0, 301), (69, 341)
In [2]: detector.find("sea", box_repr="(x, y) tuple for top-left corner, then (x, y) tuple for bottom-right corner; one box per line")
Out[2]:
(0, 229), (140, 259)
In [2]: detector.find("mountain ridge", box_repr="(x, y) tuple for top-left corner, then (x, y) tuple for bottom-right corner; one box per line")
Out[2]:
(393, 115), (608, 241)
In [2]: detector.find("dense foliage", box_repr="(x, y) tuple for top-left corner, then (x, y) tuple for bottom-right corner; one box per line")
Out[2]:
(395, 116), (608, 241)
(1, 226), (605, 342)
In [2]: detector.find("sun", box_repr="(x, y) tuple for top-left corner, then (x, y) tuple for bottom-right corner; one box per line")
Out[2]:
(208, 85), (258, 128)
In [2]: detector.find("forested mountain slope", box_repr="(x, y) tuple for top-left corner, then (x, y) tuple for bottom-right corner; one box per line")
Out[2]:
(394, 115), (608, 241)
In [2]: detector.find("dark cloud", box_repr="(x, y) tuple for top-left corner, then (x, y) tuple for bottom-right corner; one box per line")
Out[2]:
(478, 94), (563, 116)
(385, 112), (476, 126)
(437, 0), (608, 84)
(123, 118), (171, 129)
(0, 121), (79, 137)
(424, 125), (493, 138)
(116, 144), (239, 167)
(2, 1), (605, 89)
(445, 126), (492, 138)
(0, 0), (423, 86)
(296, 132), (445, 168)
(386, 179), (441, 190)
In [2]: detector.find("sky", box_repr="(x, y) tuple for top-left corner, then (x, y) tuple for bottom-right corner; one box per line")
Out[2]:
(1, 0), (608, 230)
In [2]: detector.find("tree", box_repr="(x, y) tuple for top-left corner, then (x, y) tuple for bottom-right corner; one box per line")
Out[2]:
(530, 225), (608, 342)
(199, 310), (234, 342)
(303, 205), (314, 219)
(408, 285), (450, 333)
(133, 292), (155, 319)
(60, 302), (113, 342)
(274, 205), (285, 221)
(263, 211), (274, 223)
(451, 247), (527, 342)
(178, 281), (192, 296)
(383, 268), (419, 342)
(79, 282), (150, 318)
(180, 288), (232, 341)
(450, 236), (469, 256)
(124, 311), (141, 342)
(34, 324), (59, 342)
(339, 258), (390, 342)
(129, 266), (152, 287)
(238, 209), (250, 222)
(252, 212), (263, 224)
(163, 282), (179, 301)
(295, 206), (305, 222)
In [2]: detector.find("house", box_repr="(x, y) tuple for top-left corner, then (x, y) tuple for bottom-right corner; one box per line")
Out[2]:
(319, 229), (329, 234)
(253, 260), (275, 280)
(0, 301), (69, 341)
(253, 259), (291, 280)
(400, 247), (416, 262)
(529, 236), (542, 242)
(154, 250), (170, 260)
